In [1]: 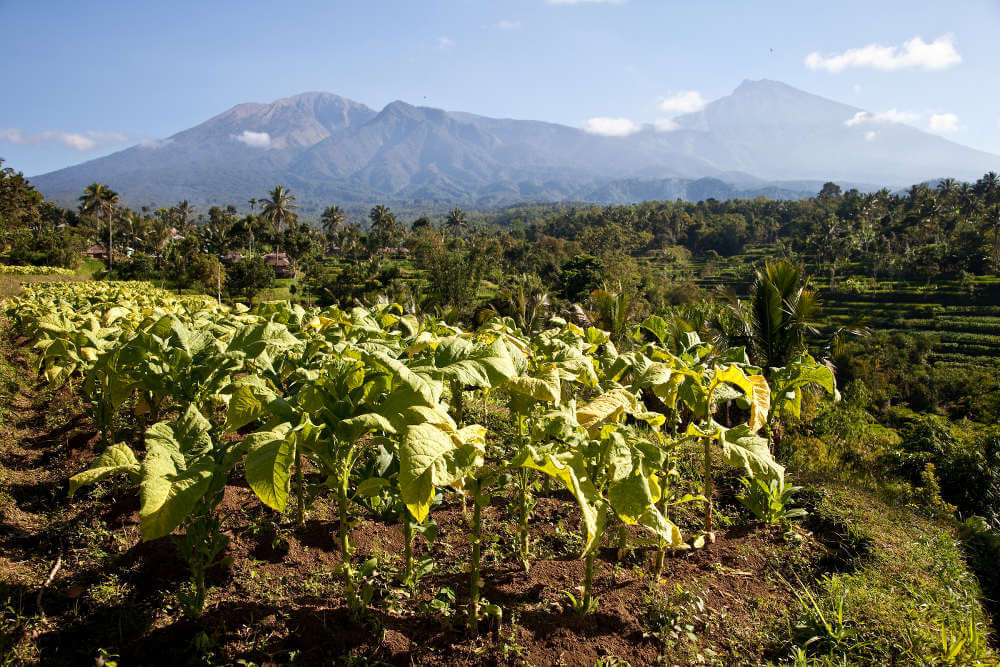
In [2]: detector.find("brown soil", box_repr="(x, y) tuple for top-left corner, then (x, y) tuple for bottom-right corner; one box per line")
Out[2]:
(0, 342), (826, 666)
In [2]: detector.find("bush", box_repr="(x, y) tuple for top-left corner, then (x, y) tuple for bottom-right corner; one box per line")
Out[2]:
(8, 230), (83, 269)
(227, 256), (274, 304)
(115, 253), (157, 281)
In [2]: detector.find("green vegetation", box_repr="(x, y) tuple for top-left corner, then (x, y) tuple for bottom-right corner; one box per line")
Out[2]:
(0, 163), (998, 662)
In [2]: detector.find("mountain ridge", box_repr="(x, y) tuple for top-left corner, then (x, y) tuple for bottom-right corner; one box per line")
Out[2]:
(29, 80), (1000, 213)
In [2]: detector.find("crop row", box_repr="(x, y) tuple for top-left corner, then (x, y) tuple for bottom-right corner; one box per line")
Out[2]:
(0, 264), (75, 276)
(7, 280), (833, 628)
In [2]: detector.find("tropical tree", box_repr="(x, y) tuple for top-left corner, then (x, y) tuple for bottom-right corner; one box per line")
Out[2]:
(78, 182), (119, 274)
(173, 200), (196, 227)
(492, 273), (551, 335)
(730, 260), (820, 371)
(445, 207), (468, 234)
(260, 185), (298, 255)
(321, 205), (347, 253)
(368, 205), (403, 253)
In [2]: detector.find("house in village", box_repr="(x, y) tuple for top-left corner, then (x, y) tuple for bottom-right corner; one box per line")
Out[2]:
(262, 251), (294, 278)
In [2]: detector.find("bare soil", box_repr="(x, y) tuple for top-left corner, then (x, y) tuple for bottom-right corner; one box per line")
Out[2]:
(0, 342), (833, 666)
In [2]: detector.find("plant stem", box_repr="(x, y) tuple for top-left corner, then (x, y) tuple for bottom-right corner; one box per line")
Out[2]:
(403, 509), (414, 588)
(295, 447), (305, 526)
(193, 567), (206, 618)
(703, 437), (714, 538)
(616, 523), (629, 561)
(452, 379), (464, 427)
(469, 477), (483, 635)
(516, 414), (531, 570)
(582, 549), (597, 614)
(517, 468), (531, 571)
(338, 444), (357, 612)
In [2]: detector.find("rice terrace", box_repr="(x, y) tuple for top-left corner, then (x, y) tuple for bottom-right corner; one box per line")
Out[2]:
(2, 2), (1000, 665)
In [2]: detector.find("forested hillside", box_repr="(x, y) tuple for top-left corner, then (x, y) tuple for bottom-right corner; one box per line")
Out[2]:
(1, 163), (999, 664)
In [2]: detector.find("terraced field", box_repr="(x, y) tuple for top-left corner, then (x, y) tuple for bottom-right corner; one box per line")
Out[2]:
(823, 289), (1000, 368)
(675, 246), (1000, 370)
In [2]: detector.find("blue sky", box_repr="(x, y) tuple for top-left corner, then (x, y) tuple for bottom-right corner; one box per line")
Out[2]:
(2, 0), (999, 176)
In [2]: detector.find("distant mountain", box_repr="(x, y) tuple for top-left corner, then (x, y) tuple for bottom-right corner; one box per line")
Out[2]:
(30, 80), (999, 214)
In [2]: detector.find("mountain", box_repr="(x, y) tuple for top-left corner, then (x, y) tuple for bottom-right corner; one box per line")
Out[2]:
(30, 81), (1000, 214)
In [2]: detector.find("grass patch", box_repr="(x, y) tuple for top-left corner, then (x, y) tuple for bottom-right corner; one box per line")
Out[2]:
(780, 484), (995, 664)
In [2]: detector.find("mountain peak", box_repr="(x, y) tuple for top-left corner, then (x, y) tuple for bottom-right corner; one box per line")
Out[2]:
(735, 78), (790, 92)
(28, 81), (999, 209)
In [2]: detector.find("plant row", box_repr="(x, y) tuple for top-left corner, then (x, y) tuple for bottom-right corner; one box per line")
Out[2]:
(8, 281), (834, 628)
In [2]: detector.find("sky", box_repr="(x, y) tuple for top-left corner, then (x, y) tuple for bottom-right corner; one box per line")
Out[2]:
(2, 0), (999, 176)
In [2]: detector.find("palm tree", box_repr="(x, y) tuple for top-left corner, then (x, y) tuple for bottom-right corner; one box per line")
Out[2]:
(445, 207), (468, 234)
(587, 282), (632, 343)
(730, 260), (820, 370)
(494, 273), (550, 334)
(260, 185), (298, 256)
(321, 205), (347, 253)
(174, 200), (195, 226)
(120, 208), (148, 251)
(368, 205), (402, 253)
(79, 182), (119, 274)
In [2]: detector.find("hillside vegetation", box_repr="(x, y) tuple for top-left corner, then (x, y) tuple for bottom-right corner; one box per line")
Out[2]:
(1, 164), (999, 664)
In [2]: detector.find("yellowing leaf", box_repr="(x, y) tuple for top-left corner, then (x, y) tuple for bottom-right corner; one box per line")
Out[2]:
(747, 374), (771, 433)
(576, 387), (638, 438)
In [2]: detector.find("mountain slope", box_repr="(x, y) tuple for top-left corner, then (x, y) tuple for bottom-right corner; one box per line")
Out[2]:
(29, 81), (1000, 212)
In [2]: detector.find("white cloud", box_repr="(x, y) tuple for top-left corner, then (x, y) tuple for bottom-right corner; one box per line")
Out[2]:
(0, 128), (25, 144)
(0, 127), (129, 151)
(547, 0), (626, 4)
(929, 112), (960, 133)
(865, 130), (878, 141)
(582, 117), (641, 137)
(86, 130), (130, 143)
(805, 34), (961, 73)
(852, 84), (863, 95)
(844, 109), (920, 127)
(53, 132), (97, 151)
(658, 90), (706, 114)
(497, 19), (521, 29)
(654, 118), (680, 132)
(234, 130), (272, 148)
(437, 36), (454, 49)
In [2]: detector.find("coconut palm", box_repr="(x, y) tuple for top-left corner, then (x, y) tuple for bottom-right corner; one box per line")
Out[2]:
(493, 273), (550, 334)
(79, 182), (119, 274)
(445, 207), (468, 234)
(260, 185), (298, 255)
(367, 205), (402, 253)
(321, 205), (347, 253)
(174, 200), (196, 226)
(729, 260), (820, 370)
(587, 282), (632, 343)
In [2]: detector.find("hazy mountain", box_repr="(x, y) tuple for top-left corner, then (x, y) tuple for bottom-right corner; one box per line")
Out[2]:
(30, 80), (999, 213)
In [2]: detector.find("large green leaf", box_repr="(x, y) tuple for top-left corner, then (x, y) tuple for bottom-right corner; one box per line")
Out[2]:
(244, 429), (295, 511)
(719, 424), (784, 486)
(506, 364), (560, 403)
(747, 374), (771, 432)
(411, 337), (516, 389)
(607, 472), (684, 547)
(514, 445), (605, 556)
(68, 443), (140, 497)
(576, 387), (638, 438)
(224, 384), (270, 432)
(398, 423), (466, 523)
(138, 406), (216, 541)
